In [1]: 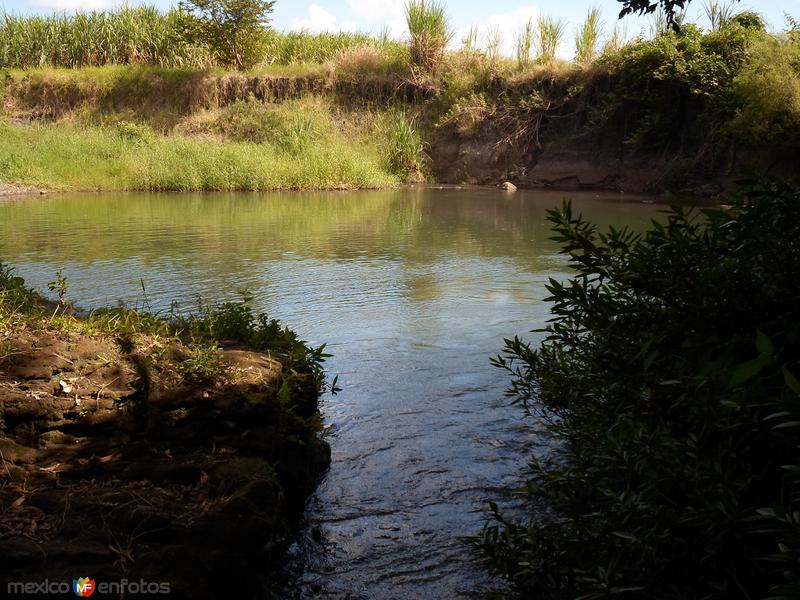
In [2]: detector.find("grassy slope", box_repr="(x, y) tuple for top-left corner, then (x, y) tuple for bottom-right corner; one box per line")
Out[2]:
(0, 76), (401, 191)
(0, 120), (397, 191)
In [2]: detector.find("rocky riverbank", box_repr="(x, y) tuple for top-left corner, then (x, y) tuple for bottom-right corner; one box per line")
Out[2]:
(0, 278), (331, 598)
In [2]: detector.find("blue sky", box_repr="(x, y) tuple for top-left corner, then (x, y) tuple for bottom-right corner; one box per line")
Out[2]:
(2, 0), (798, 56)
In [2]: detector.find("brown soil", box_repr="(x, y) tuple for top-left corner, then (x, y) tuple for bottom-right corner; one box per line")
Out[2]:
(0, 183), (46, 198)
(0, 324), (329, 598)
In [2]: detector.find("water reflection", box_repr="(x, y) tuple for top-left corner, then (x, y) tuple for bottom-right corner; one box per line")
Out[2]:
(0, 187), (660, 598)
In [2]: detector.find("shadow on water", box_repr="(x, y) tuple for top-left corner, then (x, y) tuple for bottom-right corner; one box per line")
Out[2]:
(0, 187), (661, 598)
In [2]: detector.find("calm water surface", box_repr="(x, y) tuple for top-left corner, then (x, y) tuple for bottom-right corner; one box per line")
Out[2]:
(0, 188), (660, 599)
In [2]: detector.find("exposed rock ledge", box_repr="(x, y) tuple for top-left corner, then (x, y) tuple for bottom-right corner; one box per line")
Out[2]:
(0, 324), (329, 598)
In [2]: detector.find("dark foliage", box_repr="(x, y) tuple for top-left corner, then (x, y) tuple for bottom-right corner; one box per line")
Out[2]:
(617, 0), (740, 30)
(481, 179), (800, 599)
(592, 20), (763, 154)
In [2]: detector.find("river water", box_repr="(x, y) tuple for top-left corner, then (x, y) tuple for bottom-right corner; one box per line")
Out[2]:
(0, 187), (659, 599)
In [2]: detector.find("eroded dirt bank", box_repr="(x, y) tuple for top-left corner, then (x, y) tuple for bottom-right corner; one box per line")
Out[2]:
(428, 106), (800, 195)
(3, 68), (799, 195)
(0, 314), (330, 598)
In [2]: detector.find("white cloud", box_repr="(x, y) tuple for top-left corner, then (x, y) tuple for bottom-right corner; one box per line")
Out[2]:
(290, 3), (357, 33)
(28, 0), (119, 11)
(348, 0), (404, 21)
(383, 16), (408, 39)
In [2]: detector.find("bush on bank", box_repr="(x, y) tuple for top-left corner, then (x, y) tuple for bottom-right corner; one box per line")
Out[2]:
(481, 178), (800, 598)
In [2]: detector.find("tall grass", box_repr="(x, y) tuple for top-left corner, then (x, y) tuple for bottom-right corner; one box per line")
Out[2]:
(702, 0), (736, 31)
(536, 14), (566, 63)
(0, 6), (405, 70)
(515, 19), (535, 70)
(262, 29), (403, 65)
(604, 23), (629, 53)
(648, 6), (687, 37)
(575, 7), (603, 65)
(462, 25), (479, 53)
(406, 0), (452, 72)
(485, 25), (503, 63)
(648, 7), (669, 38)
(0, 6), (209, 69)
(385, 111), (424, 181)
(0, 103), (398, 190)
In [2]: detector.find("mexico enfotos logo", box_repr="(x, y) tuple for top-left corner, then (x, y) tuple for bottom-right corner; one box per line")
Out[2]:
(7, 577), (171, 596)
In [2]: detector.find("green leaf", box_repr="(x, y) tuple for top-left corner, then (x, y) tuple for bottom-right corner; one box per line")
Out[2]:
(729, 356), (770, 387)
(277, 380), (291, 403)
(756, 329), (775, 356)
(784, 368), (800, 396)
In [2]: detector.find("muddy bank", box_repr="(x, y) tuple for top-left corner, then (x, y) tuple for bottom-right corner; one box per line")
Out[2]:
(428, 111), (800, 195)
(0, 311), (330, 598)
(0, 183), (46, 197)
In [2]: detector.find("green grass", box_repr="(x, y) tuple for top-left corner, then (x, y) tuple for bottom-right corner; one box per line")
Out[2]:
(262, 29), (405, 66)
(0, 6), (209, 69)
(385, 110), (425, 180)
(406, 0), (452, 71)
(0, 6), (407, 71)
(575, 7), (604, 65)
(0, 114), (398, 191)
(536, 14), (567, 63)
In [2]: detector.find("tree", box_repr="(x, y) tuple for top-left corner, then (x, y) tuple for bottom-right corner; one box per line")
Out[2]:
(617, 0), (740, 30)
(179, 0), (274, 69)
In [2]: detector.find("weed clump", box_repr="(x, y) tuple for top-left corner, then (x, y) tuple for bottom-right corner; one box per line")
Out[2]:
(406, 0), (451, 73)
(385, 110), (426, 182)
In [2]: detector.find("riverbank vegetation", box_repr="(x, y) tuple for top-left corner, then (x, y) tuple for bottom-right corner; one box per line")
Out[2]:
(1, 2), (799, 191)
(0, 96), (398, 191)
(0, 263), (334, 596)
(482, 176), (800, 598)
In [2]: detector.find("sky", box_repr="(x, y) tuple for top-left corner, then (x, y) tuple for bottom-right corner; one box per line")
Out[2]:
(1, 0), (798, 57)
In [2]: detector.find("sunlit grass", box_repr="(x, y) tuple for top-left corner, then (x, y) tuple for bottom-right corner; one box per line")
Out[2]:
(575, 7), (604, 65)
(0, 6), (209, 69)
(536, 14), (567, 63)
(0, 116), (398, 191)
(406, 0), (452, 71)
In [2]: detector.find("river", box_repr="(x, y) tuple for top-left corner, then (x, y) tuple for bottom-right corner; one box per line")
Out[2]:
(0, 187), (659, 599)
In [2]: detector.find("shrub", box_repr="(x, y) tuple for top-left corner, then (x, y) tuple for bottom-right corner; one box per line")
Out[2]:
(214, 96), (281, 143)
(180, 298), (336, 410)
(592, 22), (762, 151)
(481, 178), (800, 599)
(729, 34), (800, 141)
